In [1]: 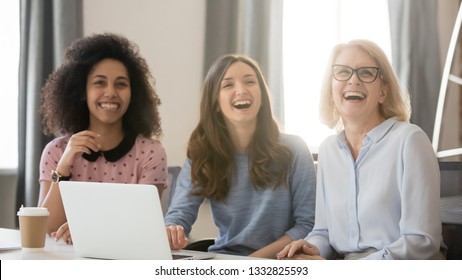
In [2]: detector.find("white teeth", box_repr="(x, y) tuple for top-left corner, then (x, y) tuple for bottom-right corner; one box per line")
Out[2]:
(233, 100), (251, 106)
(343, 92), (365, 100)
(99, 103), (120, 110)
(233, 100), (252, 109)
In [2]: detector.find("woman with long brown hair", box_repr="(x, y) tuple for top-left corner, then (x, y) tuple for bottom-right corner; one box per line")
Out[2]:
(165, 54), (316, 258)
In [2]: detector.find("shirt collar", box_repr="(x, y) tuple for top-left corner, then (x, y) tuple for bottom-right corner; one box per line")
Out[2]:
(337, 117), (397, 148)
(366, 117), (397, 143)
(82, 132), (137, 162)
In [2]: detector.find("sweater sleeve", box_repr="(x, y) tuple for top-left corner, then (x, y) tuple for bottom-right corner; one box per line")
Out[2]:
(284, 135), (317, 240)
(164, 159), (205, 236)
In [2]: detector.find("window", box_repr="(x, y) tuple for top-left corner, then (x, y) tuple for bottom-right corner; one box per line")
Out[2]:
(283, 0), (392, 153)
(0, 1), (19, 169)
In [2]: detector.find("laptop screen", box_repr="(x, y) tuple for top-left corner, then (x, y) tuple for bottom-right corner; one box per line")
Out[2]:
(59, 181), (175, 260)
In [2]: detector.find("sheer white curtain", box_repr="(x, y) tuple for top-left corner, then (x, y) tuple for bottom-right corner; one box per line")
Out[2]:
(283, 0), (391, 153)
(0, 1), (19, 169)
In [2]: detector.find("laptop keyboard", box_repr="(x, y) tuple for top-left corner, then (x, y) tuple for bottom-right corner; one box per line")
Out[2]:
(172, 253), (193, 260)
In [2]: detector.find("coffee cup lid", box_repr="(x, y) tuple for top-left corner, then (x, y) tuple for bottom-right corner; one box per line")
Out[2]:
(17, 205), (49, 216)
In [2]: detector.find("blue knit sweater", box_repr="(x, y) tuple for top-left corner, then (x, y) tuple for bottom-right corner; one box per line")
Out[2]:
(164, 134), (316, 256)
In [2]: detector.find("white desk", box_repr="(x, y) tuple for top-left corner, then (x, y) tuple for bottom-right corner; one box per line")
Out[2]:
(0, 228), (259, 260)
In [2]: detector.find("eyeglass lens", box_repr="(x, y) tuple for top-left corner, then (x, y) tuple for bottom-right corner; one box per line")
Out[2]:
(332, 65), (379, 83)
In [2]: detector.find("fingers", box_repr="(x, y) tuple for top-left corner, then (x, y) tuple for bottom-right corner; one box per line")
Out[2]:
(276, 244), (291, 259)
(302, 243), (320, 256)
(277, 239), (312, 260)
(166, 225), (188, 250)
(53, 222), (73, 244)
(58, 131), (101, 168)
(284, 253), (324, 260)
(69, 130), (101, 154)
(287, 240), (308, 257)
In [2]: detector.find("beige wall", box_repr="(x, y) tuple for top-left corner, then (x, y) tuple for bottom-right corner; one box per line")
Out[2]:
(0, 171), (16, 228)
(83, 0), (205, 167)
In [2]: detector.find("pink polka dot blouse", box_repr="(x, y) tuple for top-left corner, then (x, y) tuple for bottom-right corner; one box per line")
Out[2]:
(39, 134), (168, 189)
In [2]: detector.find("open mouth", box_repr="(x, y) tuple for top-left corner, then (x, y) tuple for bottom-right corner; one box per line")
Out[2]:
(99, 102), (120, 111)
(343, 92), (365, 101)
(233, 100), (252, 109)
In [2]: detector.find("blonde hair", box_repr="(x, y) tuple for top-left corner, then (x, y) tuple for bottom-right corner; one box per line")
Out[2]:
(319, 39), (411, 130)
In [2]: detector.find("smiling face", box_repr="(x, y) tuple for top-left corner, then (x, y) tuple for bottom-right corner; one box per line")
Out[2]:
(331, 47), (387, 125)
(86, 58), (131, 129)
(218, 61), (262, 130)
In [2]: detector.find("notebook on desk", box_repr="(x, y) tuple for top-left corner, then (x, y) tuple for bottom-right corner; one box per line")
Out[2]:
(0, 241), (21, 251)
(59, 181), (215, 260)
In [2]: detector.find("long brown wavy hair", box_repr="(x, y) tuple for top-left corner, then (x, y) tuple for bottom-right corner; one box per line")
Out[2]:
(187, 54), (292, 201)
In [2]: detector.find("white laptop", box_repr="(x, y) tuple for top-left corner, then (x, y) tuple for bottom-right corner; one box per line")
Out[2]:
(59, 181), (215, 260)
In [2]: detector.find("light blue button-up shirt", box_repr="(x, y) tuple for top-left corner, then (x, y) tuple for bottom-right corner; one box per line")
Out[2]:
(306, 118), (442, 259)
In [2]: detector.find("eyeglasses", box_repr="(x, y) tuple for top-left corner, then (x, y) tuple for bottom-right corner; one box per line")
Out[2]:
(332, 65), (380, 83)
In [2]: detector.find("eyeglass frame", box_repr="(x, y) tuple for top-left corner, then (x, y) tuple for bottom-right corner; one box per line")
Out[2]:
(332, 64), (381, 83)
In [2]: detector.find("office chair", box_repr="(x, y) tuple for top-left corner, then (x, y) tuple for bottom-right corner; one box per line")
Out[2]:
(439, 161), (462, 259)
(160, 166), (182, 216)
(167, 166), (181, 207)
(184, 238), (215, 252)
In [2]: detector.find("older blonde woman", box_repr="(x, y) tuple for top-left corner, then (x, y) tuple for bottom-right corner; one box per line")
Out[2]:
(278, 40), (443, 260)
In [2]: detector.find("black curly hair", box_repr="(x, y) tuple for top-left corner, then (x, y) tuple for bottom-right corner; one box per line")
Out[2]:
(41, 33), (162, 138)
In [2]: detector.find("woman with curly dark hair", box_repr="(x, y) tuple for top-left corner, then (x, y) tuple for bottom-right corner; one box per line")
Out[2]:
(38, 33), (167, 244)
(164, 54), (316, 258)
